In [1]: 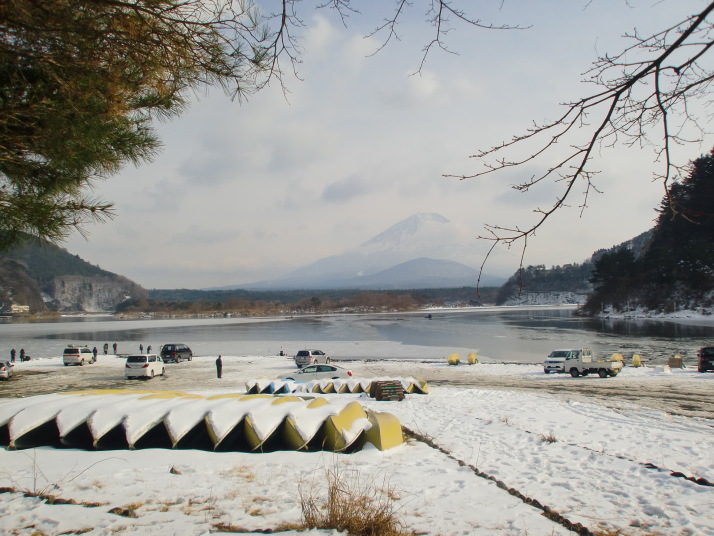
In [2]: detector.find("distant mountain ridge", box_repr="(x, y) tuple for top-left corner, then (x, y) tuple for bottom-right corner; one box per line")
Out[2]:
(225, 213), (506, 290)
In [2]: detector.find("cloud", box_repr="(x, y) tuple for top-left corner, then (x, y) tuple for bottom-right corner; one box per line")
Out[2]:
(172, 225), (239, 246)
(61, 1), (711, 289)
(322, 175), (373, 203)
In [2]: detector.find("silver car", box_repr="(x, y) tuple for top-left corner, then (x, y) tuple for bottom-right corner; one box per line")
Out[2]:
(294, 349), (330, 368)
(278, 364), (352, 381)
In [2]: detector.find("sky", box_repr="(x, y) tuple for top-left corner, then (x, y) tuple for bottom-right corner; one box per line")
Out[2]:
(63, 0), (714, 289)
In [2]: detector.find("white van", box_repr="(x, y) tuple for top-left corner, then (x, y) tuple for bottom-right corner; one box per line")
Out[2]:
(125, 354), (165, 379)
(63, 345), (95, 366)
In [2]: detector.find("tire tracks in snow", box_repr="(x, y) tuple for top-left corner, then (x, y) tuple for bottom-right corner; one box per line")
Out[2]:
(496, 420), (714, 489)
(402, 426), (597, 536)
(427, 374), (714, 421)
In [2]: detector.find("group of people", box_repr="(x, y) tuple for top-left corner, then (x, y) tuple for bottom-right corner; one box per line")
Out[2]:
(88, 343), (120, 362)
(9, 348), (29, 362)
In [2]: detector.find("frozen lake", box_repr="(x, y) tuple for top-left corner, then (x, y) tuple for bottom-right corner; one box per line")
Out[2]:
(1, 306), (713, 365)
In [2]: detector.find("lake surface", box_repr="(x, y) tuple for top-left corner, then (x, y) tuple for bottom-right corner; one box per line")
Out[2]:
(1, 306), (713, 365)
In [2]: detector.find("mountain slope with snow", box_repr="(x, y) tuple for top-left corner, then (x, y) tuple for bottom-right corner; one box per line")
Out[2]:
(235, 213), (505, 289)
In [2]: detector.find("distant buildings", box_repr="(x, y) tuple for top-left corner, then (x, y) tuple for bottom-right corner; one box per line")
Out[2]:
(10, 304), (30, 315)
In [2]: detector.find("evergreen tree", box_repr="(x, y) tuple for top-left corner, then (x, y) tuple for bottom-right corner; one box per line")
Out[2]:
(587, 248), (639, 312)
(643, 149), (714, 293)
(0, 0), (268, 249)
(583, 148), (714, 313)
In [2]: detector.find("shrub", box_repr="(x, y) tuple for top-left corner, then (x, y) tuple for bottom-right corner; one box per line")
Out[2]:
(300, 465), (411, 536)
(539, 432), (557, 443)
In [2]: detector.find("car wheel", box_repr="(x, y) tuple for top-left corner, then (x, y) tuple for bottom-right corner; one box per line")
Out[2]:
(326, 358), (331, 364)
(570, 368), (580, 377)
(188, 354), (192, 361)
(544, 370), (550, 374)
(64, 363), (69, 367)
(598, 369), (608, 378)
(150, 370), (155, 378)
(581, 370), (589, 376)
(161, 368), (165, 376)
(80, 359), (84, 366)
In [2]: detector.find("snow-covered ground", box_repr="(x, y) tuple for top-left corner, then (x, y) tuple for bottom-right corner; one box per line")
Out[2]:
(1, 351), (713, 536)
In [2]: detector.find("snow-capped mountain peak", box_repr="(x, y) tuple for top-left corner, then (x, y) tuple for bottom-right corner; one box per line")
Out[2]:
(359, 212), (451, 251)
(232, 212), (507, 290)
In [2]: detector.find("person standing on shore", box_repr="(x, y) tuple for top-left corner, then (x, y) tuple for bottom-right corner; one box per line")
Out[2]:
(19, 349), (25, 362)
(10, 349), (15, 363)
(103, 343), (109, 355)
(216, 355), (223, 379)
(139, 344), (143, 353)
(113, 342), (117, 354)
(92, 347), (98, 363)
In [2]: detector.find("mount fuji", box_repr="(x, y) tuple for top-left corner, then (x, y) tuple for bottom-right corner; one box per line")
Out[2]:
(234, 213), (506, 290)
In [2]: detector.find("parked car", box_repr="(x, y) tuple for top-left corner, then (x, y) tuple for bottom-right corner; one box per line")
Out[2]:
(125, 354), (165, 379)
(698, 346), (714, 373)
(160, 343), (193, 363)
(0, 361), (13, 380)
(63, 345), (95, 366)
(278, 364), (352, 381)
(294, 349), (330, 368)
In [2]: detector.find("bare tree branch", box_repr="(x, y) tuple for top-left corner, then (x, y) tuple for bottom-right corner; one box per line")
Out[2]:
(445, 1), (714, 287)
(361, 0), (529, 73)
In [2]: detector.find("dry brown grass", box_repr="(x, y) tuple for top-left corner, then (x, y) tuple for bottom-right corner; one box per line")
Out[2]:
(123, 502), (144, 512)
(299, 465), (412, 536)
(221, 465), (256, 482)
(538, 432), (558, 444)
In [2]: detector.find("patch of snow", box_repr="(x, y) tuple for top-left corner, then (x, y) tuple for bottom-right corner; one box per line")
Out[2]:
(1, 347), (713, 535)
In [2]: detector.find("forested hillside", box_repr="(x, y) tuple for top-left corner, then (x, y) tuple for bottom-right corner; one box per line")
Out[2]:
(3, 235), (113, 285)
(0, 235), (146, 313)
(0, 258), (46, 313)
(583, 150), (714, 314)
(495, 231), (652, 306)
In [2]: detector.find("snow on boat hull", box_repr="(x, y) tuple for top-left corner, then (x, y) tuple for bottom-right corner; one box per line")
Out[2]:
(0, 390), (403, 452)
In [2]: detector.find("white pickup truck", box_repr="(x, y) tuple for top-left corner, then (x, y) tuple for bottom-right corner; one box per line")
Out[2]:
(543, 348), (623, 378)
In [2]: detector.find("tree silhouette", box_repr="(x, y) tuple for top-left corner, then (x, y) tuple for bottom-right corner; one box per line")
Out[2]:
(583, 148), (714, 313)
